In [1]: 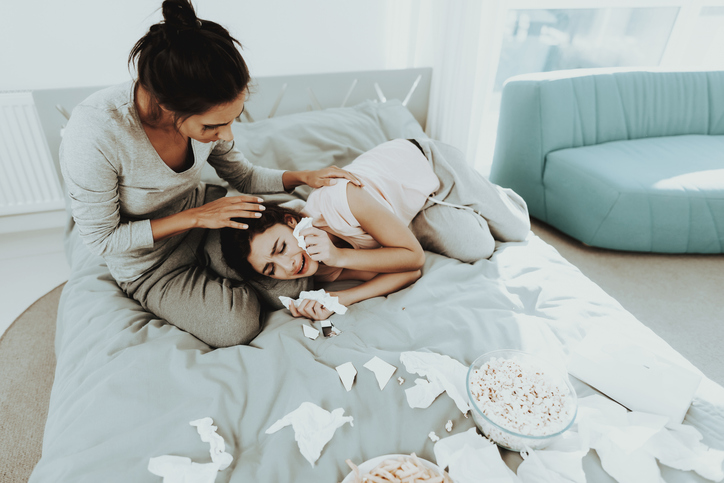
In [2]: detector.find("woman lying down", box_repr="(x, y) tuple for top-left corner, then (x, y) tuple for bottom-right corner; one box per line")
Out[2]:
(220, 138), (525, 321)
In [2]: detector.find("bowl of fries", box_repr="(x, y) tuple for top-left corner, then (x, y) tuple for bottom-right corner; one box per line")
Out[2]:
(343, 453), (452, 483)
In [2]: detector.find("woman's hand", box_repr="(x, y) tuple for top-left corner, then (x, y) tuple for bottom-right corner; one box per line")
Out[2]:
(282, 166), (363, 190)
(190, 194), (266, 230)
(288, 299), (333, 321)
(301, 227), (344, 267)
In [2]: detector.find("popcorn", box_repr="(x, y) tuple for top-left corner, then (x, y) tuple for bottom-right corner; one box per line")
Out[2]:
(428, 431), (440, 443)
(468, 357), (575, 451)
(445, 420), (453, 432)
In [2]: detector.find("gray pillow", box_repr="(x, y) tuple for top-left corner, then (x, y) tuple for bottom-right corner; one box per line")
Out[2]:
(201, 99), (427, 198)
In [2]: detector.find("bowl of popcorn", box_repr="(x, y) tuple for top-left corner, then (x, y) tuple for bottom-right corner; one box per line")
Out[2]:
(466, 349), (577, 452)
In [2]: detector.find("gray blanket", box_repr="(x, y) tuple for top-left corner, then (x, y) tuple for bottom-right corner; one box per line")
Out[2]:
(30, 101), (724, 482)
(411, 139), (530, 262)
(29, 225), (724, 482)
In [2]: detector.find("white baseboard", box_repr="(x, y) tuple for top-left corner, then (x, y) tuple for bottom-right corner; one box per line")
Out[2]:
(0, 209), (67, 235)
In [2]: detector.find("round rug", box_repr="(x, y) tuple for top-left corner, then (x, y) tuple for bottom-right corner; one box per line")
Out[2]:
(0, 283), (63, 483)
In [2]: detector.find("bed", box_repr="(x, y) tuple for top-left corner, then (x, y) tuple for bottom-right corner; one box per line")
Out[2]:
(29, 69), (724, 482)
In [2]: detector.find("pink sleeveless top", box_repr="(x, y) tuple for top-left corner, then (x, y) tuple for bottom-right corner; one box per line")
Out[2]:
(302, 139), (439, 281)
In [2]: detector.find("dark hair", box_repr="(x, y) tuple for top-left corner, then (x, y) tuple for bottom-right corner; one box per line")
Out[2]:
(220, 203), (302, 281)
(129, 0), (250, 124)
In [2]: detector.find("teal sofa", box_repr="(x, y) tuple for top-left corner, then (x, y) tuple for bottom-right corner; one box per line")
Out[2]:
(489, 68), (724, 253)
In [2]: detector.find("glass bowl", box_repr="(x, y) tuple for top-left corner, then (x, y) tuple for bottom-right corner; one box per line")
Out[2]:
(466, 349), (578, 452)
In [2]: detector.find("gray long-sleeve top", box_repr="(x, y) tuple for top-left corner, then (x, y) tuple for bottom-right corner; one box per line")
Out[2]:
(60, 82), (285, 283)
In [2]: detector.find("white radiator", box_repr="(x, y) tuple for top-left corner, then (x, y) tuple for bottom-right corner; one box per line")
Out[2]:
(0, 92), (64, 216)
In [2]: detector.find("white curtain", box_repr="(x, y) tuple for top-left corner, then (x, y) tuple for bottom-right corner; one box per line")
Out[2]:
(386, 0), (506, 172)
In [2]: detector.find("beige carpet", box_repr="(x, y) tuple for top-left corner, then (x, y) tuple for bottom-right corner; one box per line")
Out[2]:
(1, 223), (723, 482)
(0, 283), (60, 483)
(531, 219), (724, 387)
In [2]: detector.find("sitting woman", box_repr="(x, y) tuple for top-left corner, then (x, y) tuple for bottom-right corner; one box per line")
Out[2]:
(220, 138), (439, 320)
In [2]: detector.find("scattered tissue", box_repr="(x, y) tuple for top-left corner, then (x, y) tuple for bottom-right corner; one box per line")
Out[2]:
(147, 456), (219, 483)
(147, 417), (233, 483)
(363, 356), (397, 390)
(190, 418), (233, 471)
(400, 351), (470, 414)
(433, 428), (518, 483)
(568, 326), (701, 424)
(336, 362), (357, 392)
(265, 402), (353, 467)
(279, 289), (348, 315)
(321, 319), (341, 337)
(514, 395), (724, 483)
(573, 395), (724, 483)
(302, 324), (319, 340)
(293, 217), (315, 254)
(517, 446), (587, 483)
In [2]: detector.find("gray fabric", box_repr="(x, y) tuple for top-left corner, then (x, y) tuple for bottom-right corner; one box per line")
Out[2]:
(410, 139), (531, 262)
(30, 222), (724, 483)
(32, 101), (724, 483)
(219, 99), (427, 201)
(120, 185), (310, 347)
(59, 81), (286, 283)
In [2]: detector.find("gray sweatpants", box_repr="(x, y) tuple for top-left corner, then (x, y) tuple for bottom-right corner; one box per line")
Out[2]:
(120, 186), (310, 348)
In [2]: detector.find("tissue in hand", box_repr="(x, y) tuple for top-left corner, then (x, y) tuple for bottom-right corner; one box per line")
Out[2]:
(279, 289), (348, 315)
(293, 217), (315, 254)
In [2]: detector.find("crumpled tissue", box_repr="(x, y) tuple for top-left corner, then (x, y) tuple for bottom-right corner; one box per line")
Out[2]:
(336, 362), (357, 391)
(279, 289), (348, 315)
(148, 417), (233, 483)
(293, 217), (315, 254)
(434, 428), (519, 483)
(573, 395), (724, 483)
(363, 356), (397, 390)
(147, 456), (219, 483)
(190, 418), (233, 471)
(302, 323), (320, 340)
(433, 394), (724, 483)
(568, 326), (701, 424)
(400, 351), (470, 414)
(516, 436), (587, 483)
(265, 401), (354, 467)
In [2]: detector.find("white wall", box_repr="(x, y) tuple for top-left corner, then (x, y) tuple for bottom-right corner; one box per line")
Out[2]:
(1, 0), (399, 91)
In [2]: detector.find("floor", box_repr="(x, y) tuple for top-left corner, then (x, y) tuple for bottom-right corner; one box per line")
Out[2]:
(0, 227), (69, 338)
(531, 219), (724, 388)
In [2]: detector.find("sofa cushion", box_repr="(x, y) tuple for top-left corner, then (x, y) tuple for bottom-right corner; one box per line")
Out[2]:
(543, 135), (724, 253)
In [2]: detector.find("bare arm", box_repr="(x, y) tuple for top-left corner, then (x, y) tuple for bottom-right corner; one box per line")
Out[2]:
(304, 184), (425, 273)
(292, 185), (426, 320)
(332, 270), (422, 307)
(289, 268), (421, 321)
(149, 195), (265, 242)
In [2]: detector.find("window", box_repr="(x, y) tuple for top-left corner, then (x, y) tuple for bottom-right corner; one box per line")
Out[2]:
(476, 1), (724, 175)
(494, 8), (679, 93)
(677, 7), (724, 68)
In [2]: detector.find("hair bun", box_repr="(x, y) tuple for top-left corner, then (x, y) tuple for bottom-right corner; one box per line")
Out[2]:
(162, 0), (199, 30)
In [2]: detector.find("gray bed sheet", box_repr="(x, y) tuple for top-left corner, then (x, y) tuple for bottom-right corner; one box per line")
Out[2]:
(30, 100), (724, 482)
(29, 225), (724, 482)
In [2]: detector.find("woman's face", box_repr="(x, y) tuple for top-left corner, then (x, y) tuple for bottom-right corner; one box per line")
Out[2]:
(177, 91), (246, 144)
(247, 220), (319, 280)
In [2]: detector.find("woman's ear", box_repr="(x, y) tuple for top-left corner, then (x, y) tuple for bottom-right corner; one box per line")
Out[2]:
(285, 214), (298, 229)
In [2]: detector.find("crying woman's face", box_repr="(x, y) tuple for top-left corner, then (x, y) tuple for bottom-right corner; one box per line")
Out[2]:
(246, 221), (319, 280)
